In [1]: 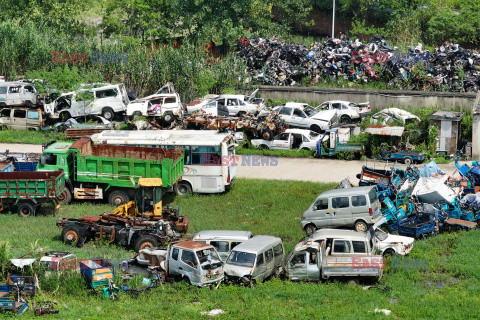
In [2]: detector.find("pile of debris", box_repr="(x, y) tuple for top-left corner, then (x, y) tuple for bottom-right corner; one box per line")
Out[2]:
(356, 159), (479, 238)
(237, 36), (480, 92)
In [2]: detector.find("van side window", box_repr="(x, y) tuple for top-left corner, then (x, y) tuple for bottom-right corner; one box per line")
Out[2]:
(231, 242), (241, 250)
(211, 241), (229, 253)
(164, 97), (176, 104)
(0, 87), (7, 94)
(290, 253), (306, 267)
(95, 89), (117, 98)
(352, 195), (367, 207)
(0, 109), (10, 117)
(333, 240), (352, 254)
(332, 197), (349, 209)
(273, 244), (283, 257)
(9, 86), (20, 93)
(279, 107), (292, 115)
(181, 250), (197, 268)
(265, 249), (274, 263)
(256, 253), (264, 267)
(171, 248), (179, 260)
(24, 85), (35, 93)
(27, 111), (40, 120)
(13, 109), (26, 118)
(309, 251), (317, 264)
(352, 241), (366, 253)
(314, 198), (328, 210)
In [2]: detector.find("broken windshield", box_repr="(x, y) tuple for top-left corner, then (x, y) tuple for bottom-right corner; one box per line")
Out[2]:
(196, 248), (222, 270)
(304, 106), (319, 117)
(226, 251), (256, 268)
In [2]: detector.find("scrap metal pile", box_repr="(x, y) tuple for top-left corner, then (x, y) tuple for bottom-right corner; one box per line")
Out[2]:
(357, 159), (480, 239)
(184, 109), (287, 140)
(237, 36), (480, 91)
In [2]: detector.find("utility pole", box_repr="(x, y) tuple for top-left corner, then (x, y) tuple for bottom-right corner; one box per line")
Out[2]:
(332, 0), (336, 39)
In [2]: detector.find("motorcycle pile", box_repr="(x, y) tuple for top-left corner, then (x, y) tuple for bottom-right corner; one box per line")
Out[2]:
(236, 36), (480, 92)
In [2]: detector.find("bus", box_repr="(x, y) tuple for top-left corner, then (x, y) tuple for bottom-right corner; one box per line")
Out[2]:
(90, 130), (236, 195)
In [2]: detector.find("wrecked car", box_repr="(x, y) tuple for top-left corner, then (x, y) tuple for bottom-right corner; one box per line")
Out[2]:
(371, 108), (420, 125)
(285, 236), (383, 282)
(224, 235), (284, 284)
(127, 91), (183, 124)
(187, 90), (264, 116)
(44, 83), (129, 121)
(272, 102), (337, 133)
(316, 100), (371, 124)
(0, 108), (44, 130)
(192, 230), (253, 261)
(251, 128), (322, 151)
(301, 186), (382, 235)
(0, 82), (38, 107)
(39, 251), (80, 275)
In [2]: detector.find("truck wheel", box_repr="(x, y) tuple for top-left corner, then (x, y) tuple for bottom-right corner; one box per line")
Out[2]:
(108, 190), (130, 206)
(61, 225), (86, 247)
(310, 125), (321, 133)
(174, 182), (192, 196)
(163, 112), (174, 123)
(340, 116), (352, 124)
(102, 107), (115, 121)
(262, 128), (273, 140)
(17, 203), (36, 217)
(355, 220), (368, 232)
(404, 157), (413, 166)
(304, 224), (317, 236)
(57, 188), (72, 205)
(134, 235), (159, 252)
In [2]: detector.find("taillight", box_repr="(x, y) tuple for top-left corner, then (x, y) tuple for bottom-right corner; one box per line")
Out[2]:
(227, 173), (230, 184)
(369, 208), (373, 216)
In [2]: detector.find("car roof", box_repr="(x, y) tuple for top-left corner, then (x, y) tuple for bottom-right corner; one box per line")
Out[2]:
(218, 94), (245, 99)
(317, 186), (375, 198)
(174, 240), (213, 250)
(285, 128), (316, 135)
(230, 235), (282, 254)
(321, 100), (350, 104)
(310, 229), (370, 241)
(283, 102), (310, 108)
(193, 230), (253, 241)
(0, 81), (34, 86)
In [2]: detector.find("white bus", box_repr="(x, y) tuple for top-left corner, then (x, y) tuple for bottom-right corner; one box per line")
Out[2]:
(90, 130), (237, 195)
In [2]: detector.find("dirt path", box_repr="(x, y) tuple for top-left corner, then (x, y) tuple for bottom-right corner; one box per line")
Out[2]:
(0, 143), (43, 154)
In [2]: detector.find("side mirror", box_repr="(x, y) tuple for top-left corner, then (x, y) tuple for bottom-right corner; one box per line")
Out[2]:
(40, 155), (46, 166)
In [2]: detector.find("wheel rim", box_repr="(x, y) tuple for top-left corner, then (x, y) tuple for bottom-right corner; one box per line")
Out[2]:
(112, 195), (125, 205)
(178, 185), (188, 195)
(104, 111), (113, 119)
(357, 223), (366, 232)
(19, 207), (31, 217)
(65, 230), (78, 243)
(58, 190), (68, 202)
(140, 241), (154, 250)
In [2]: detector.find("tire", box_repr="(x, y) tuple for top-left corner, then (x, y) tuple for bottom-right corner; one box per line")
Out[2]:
(163, 112), (174, 123)
(60, 112), (71, 122)
(134, 235), (159, 252)
(404, 157), (413, 166)
(383, 249), (396, 256)
(17, 202), (36, 217)
(258, 144), (269, 150)
(340, 116), (352, 124)
(57, 187), (72, 205)
(132, 111), (142, 120)
(61, 225), (86, 247)
(355, 220), (368, 232)
(108, 189), (130, 206)
(305, 224), (317, 236)
(262, 128), (273, 140)
(310, 125), (321, 133)
(174, 182), (192, 196)
(237, 111), (247, 117)
(102, 107), (115, 121)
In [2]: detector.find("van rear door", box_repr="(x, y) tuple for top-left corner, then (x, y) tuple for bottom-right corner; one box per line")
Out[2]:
(368, 187), (381, 221)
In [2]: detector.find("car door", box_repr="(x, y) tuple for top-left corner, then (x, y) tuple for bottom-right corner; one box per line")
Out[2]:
(12, 109), (27, 130)
(292, 108), (308, 127)
(306, 251), (321, 281)
(278, 106), (293, 125)
(26, 110), (41, 129)
(252, 252), (266, 280)
(310, 198), (331, 227)
(351, 194), (369, 226)
(168, 247), (181, 275)
(330, 196), (352, 227)
(271, 132), (290, 150)
(8, 85), (21, 105)
(288, 251), (307, 280)
(179, 249), (199, 281)
(226, 98), (239, 115)
(0, 108), (12, 128)
(0, 86), (7, 105)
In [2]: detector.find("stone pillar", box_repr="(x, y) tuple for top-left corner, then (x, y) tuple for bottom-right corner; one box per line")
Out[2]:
(472, 92), (480, 159)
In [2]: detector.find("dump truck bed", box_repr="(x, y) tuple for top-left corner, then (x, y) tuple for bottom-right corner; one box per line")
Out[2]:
(71, 138), (184, 188)
(0, 171), (65, 199)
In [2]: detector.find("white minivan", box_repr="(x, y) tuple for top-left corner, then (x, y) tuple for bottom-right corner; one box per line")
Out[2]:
(0, 82), (38, 107)
(192, 230), (253, 261)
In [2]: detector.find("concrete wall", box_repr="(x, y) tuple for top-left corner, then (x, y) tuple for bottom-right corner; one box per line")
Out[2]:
(246, 86), (477, 111)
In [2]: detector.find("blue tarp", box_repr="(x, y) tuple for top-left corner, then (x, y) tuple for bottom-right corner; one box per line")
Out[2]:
(418, 161), (443, 178)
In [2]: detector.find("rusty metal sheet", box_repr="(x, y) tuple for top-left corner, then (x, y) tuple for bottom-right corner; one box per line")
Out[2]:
(0, 170), (63, 180)
(444, 218), (477, 229)
(65, 128), (109, 139)
(365, 125), (405, 137)
(174, 240), (211, 250)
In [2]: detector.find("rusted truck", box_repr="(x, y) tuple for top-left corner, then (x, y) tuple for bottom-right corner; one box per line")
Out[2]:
(36, 138), (184, 205)
(0, 171), (65, 216)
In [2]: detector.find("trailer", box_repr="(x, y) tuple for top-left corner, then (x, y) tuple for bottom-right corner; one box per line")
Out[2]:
(314, 129), (364, 159)
(380, 149), (425, 165)
(80, 259), (119, 299)
(0, 171), (65, 217)
(37, 138), (184, 205)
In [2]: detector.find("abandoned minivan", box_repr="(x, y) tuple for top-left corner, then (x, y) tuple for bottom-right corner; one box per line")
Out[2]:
(0, 82), (38, 107)
(301, 186), (382, 235)
(192, 230), (253, 261)
(224, 235), (284, 284)
(0, 108), (44, 130)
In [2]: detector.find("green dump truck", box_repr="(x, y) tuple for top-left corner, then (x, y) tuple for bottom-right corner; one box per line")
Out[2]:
(0, 171), (65, 217)
(37, 138), (184, 205)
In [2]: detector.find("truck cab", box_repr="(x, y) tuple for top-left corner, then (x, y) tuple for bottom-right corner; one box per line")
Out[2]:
(37, 142), (75, 180)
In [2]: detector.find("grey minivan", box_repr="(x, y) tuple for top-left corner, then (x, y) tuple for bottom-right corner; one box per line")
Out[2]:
(301, 186), (382, 235)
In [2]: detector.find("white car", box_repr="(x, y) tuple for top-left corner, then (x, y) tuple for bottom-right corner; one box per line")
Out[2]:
(273, 102), (338, 132)
(186, 89), (264, 116)
(316, 100), (371, 124)
(371, 108), (420, 125)
(372, 228), (414, 256)
(127, 92), (183, 123)
(251, 129), (325, 151)
(44, 83), (129, 121)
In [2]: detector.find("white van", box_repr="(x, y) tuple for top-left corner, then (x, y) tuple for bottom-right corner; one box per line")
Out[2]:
(127, 93), (183, 123)
(44, 84), (129, 121)
(0, 82), (38, 107)
(192, 230), (253, 261)
(224, 235), (284, 284)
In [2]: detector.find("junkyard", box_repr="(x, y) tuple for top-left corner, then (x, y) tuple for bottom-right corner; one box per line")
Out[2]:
(1, 0), (480, 319)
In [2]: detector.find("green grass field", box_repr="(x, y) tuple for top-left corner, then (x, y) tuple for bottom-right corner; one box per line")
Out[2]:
(0, 178), (479, 319)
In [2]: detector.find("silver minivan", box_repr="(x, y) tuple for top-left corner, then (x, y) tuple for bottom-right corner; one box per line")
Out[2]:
(0, 82), (37, 107)
(224, 235), (284, 284)
(192, 230), (253, 261)
(301, 186), (382, 235)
